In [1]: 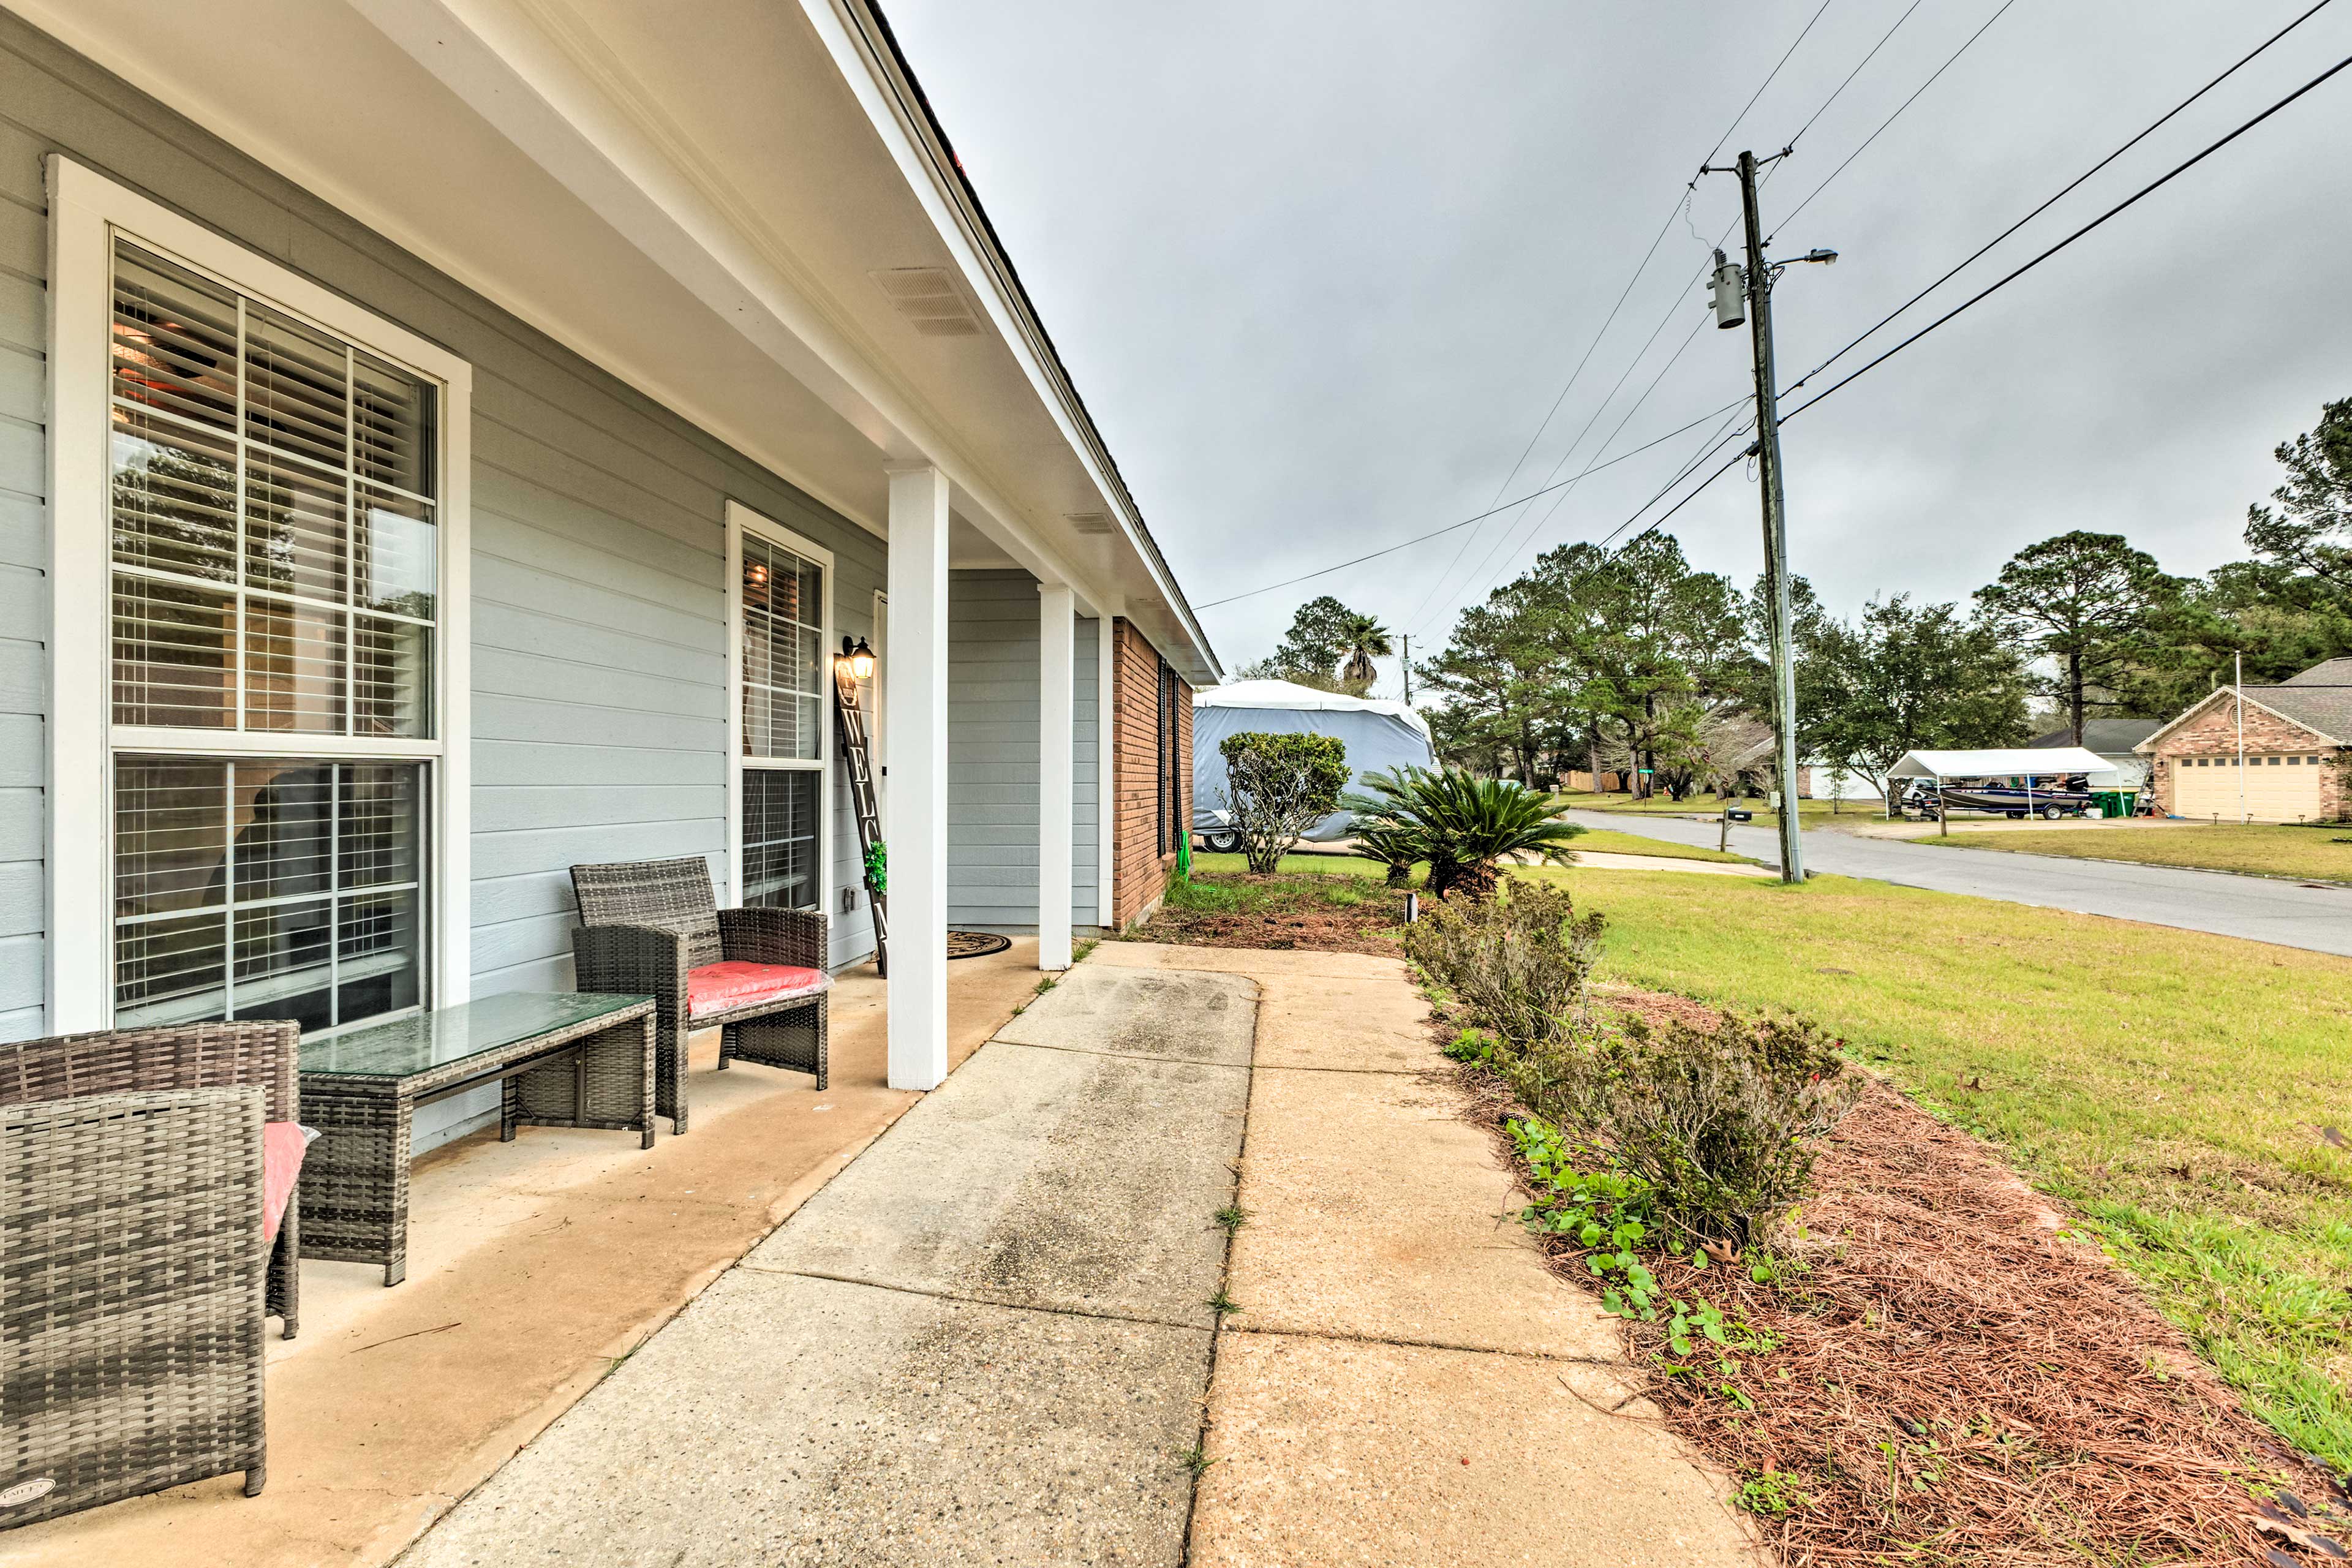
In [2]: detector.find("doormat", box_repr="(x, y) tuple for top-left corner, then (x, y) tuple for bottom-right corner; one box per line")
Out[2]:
(946, 930), (1011, 960)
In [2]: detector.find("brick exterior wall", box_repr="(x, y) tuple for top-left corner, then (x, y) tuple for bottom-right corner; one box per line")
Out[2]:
(2144, 693), (2349, 820)
(1109, 619), (1191, 927)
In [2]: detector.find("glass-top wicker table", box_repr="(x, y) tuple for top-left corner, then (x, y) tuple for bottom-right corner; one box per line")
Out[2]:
(298, 992), (657, 1286)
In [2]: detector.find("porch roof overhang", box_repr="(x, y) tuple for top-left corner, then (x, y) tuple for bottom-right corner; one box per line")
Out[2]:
(20, 0), (1220, 682)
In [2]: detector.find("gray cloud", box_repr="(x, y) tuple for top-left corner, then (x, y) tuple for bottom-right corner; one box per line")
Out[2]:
(884, 1), (2352, 690)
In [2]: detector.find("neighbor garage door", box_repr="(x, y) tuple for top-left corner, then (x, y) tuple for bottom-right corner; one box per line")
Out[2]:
(2169, 754), (2325, 821)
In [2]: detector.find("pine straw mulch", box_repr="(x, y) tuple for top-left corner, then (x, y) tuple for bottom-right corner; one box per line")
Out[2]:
(1452, 985), (2352, 1567)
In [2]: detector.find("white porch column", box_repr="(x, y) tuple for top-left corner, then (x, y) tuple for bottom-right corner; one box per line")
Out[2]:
(885, 464), (951, 1090)
(1038, 582), (1076, 970)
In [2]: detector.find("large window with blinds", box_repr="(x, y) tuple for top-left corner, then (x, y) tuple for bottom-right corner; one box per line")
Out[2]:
(734, 513), (829, 913)
(104, 236), (445, 1033)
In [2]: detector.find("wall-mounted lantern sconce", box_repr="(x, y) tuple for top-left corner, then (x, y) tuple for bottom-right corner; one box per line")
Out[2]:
(838, 635), (876, 682)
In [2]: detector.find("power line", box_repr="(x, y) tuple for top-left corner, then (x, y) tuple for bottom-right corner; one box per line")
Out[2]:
(1400, 8), (2352, 665)
(1192, 399), (1747, 610)
(1781, 45), (2352, 423)
(1414, 4), (1954, 635)
(1770, 0), (2018, 238)
(1789, 0), (1925, 146)
(1785, 0), (2339, 397)
(1403, 0), (1841, 631)
(1439, 313), (1715, 620)
(1703, 0), (1841, 167)
(1555, 26), (2352, 640)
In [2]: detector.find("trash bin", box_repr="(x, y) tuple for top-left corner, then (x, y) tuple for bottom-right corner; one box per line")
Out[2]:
(2090, 790), (2136, 818)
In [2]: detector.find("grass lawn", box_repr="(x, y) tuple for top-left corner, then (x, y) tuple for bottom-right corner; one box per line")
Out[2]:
(1561, 790), (1856, 827)
(1509, 863), (2352, 1473)
(1923, 820), (2352, 882)
(1561, 827), (1753, 864)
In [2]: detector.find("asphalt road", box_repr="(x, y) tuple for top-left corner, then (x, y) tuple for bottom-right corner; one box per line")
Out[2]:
(1562, 809), (2352, 958)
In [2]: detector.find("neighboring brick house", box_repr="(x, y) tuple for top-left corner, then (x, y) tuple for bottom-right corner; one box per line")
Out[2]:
(1110, 619), (1194, 926)
(2137, 658), (2352, 822)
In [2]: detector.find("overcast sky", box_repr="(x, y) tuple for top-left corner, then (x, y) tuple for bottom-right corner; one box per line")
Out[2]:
(886, 1), (2352, 694)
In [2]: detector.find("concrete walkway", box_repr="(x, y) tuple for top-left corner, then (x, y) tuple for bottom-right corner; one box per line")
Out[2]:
(1562, 807), (2352, 956)
(398, 945), (1756, 1566)
(399, 962), (1255, 1566)
(1096, 944), (1759, 1568)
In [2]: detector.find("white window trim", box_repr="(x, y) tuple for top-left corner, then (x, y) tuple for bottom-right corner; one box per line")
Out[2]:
(724, 499), (833, 933)
(44, 156), (473, 1033)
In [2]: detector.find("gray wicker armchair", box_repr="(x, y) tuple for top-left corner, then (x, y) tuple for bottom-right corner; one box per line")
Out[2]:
(570, 857), (830, 1134)
(1, 1020), (300, 1526)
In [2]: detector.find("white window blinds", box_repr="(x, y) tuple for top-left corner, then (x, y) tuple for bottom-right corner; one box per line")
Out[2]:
(110, 241), (437, 739)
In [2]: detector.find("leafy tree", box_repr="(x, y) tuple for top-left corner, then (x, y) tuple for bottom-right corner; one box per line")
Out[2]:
(1414, 534), (1746, 794)
(1218, 731), (1349, 874)
(1415, 573), (1579, 782)
(1973, 532), (2173, 744)
(1240, 596), (1382, 693)
(2245, 396), (2352, 592)
(1807, 595), (2029, 805)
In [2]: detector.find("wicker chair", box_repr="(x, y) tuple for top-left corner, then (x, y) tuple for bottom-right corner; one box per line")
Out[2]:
(570, 858), (829, 1134)
(0, 1021), (301, 1525)
(1, 1022), (300, 1337)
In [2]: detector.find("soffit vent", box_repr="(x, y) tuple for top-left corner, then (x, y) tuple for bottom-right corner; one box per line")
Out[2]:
(869, 268), (982, 337)
(1064, 512), (1115, 535)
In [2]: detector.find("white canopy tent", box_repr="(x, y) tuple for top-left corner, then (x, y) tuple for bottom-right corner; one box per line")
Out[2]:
(1883, 745), (2122, 827)
(1885, 747), (2116, 782)
(1193, 679), (1434, 842)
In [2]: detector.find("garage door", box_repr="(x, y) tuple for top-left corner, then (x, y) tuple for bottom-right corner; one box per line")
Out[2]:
(2169, 755), (2324, 821)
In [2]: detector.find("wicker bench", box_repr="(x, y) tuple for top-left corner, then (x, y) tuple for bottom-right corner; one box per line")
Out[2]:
(1, 1022), (300, 1528)
(570, 857), (831, 1134)
(298, 993), (657, 1287)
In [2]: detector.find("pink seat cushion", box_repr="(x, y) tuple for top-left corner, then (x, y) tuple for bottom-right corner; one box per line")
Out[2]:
(262, 1120), (307, 1246)
(687, 961), (829, 1019)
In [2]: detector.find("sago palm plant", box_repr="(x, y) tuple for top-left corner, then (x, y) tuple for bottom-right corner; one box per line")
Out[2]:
(1346, 767), (1583, 900)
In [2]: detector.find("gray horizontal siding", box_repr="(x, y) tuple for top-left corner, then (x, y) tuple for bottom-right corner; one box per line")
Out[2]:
(0, 18), (887, 1087)
(946, 572), (1099, 932)
(0, 111), (43, 1035)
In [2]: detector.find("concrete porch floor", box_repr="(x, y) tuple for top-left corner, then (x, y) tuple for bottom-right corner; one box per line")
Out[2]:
(2, 942), (1046, 1568)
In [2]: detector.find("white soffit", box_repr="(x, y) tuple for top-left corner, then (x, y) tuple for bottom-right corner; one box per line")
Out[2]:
(12, 0), (1215, 673)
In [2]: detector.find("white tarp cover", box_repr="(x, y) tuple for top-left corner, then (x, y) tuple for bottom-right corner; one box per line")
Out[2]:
(1193, 679), (1436, 840)
(1885, 747), (2117, 781)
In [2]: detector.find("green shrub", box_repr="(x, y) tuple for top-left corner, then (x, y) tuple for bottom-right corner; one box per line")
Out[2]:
(1346, 767), (1581, 900)
(1510, 1009), (1856, 1249)
(1442, 1027), (1498, 1065)
(1404, 880), (1603, 1048)
(1218, 731), (1350, 874)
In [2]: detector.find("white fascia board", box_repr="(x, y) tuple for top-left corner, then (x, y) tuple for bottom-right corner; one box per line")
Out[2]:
(358, 0), (1113, 609)
(800, 0), (1218, 677)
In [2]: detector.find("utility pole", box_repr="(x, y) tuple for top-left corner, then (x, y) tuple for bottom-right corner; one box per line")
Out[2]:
(2235, 648), (2246, 824)
(1401, 634), (1411, 704)
(1704, 148), (1834, 886)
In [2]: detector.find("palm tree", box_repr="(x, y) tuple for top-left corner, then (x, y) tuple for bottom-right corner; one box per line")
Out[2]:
(1336, 612), (1395, 692)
